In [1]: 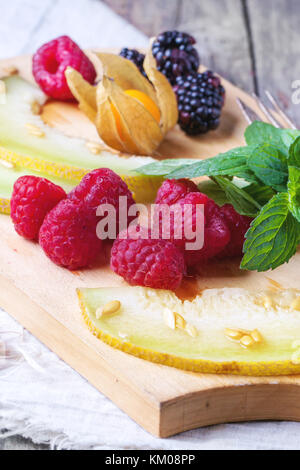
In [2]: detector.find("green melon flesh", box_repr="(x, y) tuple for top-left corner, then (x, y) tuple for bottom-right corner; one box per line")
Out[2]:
(0, 76), (154, 175)
(78, 286), (300, 375)
(0, 164), (74, 200)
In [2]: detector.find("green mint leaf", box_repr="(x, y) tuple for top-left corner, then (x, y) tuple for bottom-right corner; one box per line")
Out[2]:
(197, 180), (229, 206)
(248, 143), (288, 191)
(166, 146), (258, 182)
(136, 158), (197, 176)
(244, 121), (292, 156)
(281, 129), (300, 149)
(241, 192), (300, 272)
(197, 178), (269, 209)
(288, 165), (300, 223)
(212, 176), (261, 217)
(288, 135), (300, 167)
(243, 182), (275, 206)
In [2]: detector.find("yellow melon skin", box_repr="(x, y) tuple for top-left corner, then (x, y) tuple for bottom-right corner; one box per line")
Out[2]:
(77, 286), (300, 377)
(0, 197), (10, 215)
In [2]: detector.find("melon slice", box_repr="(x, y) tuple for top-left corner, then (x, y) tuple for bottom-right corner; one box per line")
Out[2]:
(77, 286), (300, 376)
(0, 76), (162, 204)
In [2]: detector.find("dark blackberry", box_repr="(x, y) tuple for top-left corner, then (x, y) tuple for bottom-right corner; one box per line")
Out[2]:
(152, 31), (200, 84)
(173, 71), (225, 135)
(119, 48), (146, 77)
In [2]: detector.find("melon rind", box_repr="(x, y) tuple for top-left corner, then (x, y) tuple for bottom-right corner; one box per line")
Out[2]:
(77, 286), (300, 376)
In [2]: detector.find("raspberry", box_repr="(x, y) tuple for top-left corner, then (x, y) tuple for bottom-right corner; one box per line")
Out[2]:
(163, 192), (208, 250)
(156, 192), (230, 266)
(155, 178), (199, 205)
(32, 35), (96, 101)
(10, 175), (66, 240)
(184, 203), (231, 266)
(39, 199), (102, 270)
(111, 226), (185, 290)
(217, 204), (253, 258)
(68, 168), (136, 238)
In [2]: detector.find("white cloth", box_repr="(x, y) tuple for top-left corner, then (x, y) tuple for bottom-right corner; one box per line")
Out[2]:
(1, 0), (300, 450)
(2, 311), (300, 451)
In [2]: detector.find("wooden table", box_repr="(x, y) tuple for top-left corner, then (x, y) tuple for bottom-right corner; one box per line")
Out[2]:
(1, 0), (299, 450)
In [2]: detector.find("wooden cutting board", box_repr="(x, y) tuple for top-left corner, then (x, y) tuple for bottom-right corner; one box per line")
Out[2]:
(1, 53), (300, 438)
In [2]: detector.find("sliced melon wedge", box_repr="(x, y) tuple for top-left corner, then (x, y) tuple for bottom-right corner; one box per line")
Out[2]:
(77, 286), (300, 376)
(0, 76), (162, 203)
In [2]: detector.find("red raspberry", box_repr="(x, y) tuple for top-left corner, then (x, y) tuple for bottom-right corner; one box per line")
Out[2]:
(39, 199), (102, 270)
(155, 178), (199, 205)
(157, 192), (230, 266)
(68, 168), (136, 237)
(217, 204), (253, 258)
(111, 226), (185, 290)
(184, 205), (231, 266)
(163, 192), (208, 250)
(178, 195), (230, 266)
(32, 35), (96, 101)
(10, 176), (66, 240)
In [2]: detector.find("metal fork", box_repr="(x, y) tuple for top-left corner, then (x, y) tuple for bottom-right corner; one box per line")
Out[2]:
(236, 91), (297, 129)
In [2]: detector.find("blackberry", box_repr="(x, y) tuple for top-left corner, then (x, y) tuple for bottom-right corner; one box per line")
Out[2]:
(152, 31), (200, 84)
(119, 48), (146, 77)
(174, 71), (225, 135)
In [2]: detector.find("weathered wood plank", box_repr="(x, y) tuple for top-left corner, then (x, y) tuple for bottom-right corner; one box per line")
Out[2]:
(176, 0), (254, 92)
(247, 0), (300, 125)
(102, 0), (181, 36)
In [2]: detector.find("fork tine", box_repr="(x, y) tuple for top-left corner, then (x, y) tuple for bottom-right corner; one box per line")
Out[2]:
(265, 90), (297, 129)
(236, 97), (253, 124)
(252, 92), (281, 127)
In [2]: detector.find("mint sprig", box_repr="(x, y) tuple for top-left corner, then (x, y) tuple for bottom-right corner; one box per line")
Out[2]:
(288, 165), (300, 223)
(135, 158), (198, 176)
(244, 121), (299, 157)
(242, 183), (274, 206)
(288, 135), (300, 167)
(248, 143), (288, 191)
(197, 180), (230, 206)
(241, 193), (300, 271)
(211, 176), (261, 217)
(137, 120), (300, 272)
(166, 146), (258, 183)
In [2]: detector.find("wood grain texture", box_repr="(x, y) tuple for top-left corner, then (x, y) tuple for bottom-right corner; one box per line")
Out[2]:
(1, 54), (300, 440)
(247, 0), (300, 125)
(102, 0), (182, 36)
(176, 0), (254, 93)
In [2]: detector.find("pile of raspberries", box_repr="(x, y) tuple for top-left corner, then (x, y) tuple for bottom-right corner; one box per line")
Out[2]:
(10, 169), (252, 291)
